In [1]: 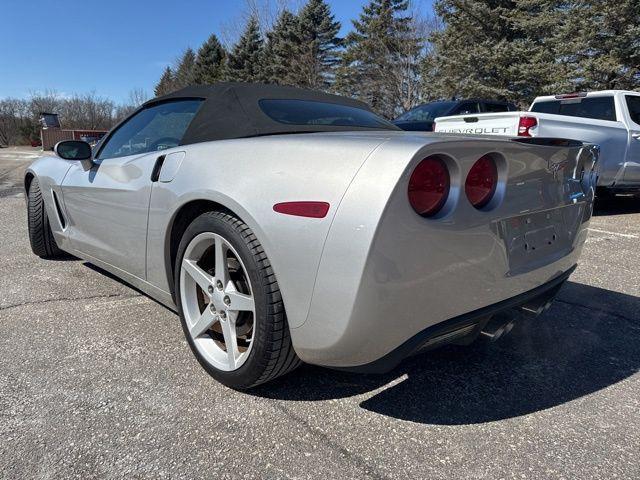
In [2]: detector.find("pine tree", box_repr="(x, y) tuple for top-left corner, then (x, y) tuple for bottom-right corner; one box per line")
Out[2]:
(174, 48), (197, 89)
(154, 67), (177, 97)
(423, 0), (569, 107)
(335, 0), (418, 118)
(290, 0), (341, 89)
(193, 34), (227, 85)
(262, 10), (300, 85)
(562, 0), (640, 91)
(226, 17), (265, 82)
(507, 0), (572, 101)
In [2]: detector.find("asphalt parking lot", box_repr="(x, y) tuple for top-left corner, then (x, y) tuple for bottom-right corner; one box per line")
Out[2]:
(1, 147), (639, 479)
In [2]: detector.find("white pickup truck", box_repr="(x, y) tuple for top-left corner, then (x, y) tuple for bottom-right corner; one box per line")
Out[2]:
(434, 90), (640, 195)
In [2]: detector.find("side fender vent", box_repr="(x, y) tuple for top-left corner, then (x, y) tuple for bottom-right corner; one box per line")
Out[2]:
(52, 190), (66, 229)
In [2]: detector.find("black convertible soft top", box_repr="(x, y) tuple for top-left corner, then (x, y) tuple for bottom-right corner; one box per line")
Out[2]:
(144, 82), (399, 144)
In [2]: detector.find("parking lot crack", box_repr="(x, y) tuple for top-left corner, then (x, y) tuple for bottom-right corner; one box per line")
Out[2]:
(0, 293), (141, 313)
(273, 402), (390, 480)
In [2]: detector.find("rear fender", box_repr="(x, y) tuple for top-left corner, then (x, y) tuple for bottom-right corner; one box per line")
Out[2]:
(146, 135), (390, 328)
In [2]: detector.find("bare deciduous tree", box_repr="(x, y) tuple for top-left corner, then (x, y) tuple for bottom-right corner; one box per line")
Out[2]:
(387, 9), (441, 113)
(0, 88), (149, 145)
(57, 92), (116, 130)
(128, 88), (149, 107)
(220, 0), (301, 46)
(27, 89), (62, 118)
(0, 99), (29, 146)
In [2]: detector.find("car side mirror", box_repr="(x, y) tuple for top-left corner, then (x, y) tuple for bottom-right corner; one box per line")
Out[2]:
(54, 140), (92, 161)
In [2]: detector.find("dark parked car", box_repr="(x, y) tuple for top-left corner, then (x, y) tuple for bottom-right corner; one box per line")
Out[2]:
(393, 99), (518, 131)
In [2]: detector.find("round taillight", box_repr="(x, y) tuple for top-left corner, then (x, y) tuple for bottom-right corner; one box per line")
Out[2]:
(408, 156), (450, 216)
(465, 155), (498, 208)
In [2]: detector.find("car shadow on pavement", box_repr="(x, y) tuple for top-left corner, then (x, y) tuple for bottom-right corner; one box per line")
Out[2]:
(594, 195), (640, 216)
(36, 252), (78, 261)
(82, 262), (177, 312)
(251, 281), (640, 425)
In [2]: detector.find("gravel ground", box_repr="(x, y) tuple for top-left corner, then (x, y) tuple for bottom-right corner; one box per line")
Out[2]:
(1, 147), (639, 479)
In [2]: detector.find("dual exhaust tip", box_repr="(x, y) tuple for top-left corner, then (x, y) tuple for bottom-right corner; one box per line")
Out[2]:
(417, 290), (559, 354)
(480, 297), (555, 342)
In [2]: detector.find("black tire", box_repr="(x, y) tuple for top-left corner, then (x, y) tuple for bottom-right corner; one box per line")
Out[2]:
(174, 211), (301, 389)
(27, 178), (64, 259)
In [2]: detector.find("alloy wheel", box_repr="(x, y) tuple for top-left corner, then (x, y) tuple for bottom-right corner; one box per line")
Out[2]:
(179, 232), (256, 371)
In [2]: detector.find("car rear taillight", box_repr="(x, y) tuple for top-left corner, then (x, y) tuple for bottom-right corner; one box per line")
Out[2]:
(518, 116), (538, 137)
(408, 156), (450, 217)
(465, 155), (498, 209)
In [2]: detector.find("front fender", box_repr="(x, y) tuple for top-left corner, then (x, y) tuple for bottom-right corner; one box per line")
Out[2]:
(24, 155), (75, 249)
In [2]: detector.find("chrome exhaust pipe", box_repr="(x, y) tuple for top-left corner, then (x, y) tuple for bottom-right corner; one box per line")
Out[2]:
(480, 313), (516, 342)
(518, 284), (562, 317)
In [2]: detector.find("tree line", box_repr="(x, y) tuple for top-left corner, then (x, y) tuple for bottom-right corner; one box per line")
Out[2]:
(0, 89), (148, 147)
(2, 0), (638, 146)
(155, 0), (426, 119)
(155, 0), (639, 119)
(426, 0), (640, 107)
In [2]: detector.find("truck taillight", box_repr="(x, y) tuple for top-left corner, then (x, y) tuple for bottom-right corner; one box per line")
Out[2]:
(555, 92), (587, 99)
(465, 155), (497, 209)
(408, 156), (450, 217)
(518, 116), (538, 137)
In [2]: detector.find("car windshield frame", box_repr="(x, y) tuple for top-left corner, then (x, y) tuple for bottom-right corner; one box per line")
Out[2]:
(97, 98), (204, 160)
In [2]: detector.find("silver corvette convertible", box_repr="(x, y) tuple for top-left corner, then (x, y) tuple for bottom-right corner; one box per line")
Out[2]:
(25, 83), (599, 389)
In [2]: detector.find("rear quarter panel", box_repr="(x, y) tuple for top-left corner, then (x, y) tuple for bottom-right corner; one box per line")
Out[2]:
(146, 134), (390, 327)
(533, 114), (627, 187)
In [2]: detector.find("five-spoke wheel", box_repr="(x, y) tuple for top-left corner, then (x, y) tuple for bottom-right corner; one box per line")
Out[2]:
(175, 211), (301, 389)
(180, 232), (256, 371)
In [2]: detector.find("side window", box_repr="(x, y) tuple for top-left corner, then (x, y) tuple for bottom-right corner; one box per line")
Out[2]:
(484, 102), (509, 113)
(562, 97), (616, 121)
(626, 95), (640, 126)
(98, 99), (203, 160)
(530, 101), (560, 114)
(531, 97), (616, 121)
(452, 102), (480, 115)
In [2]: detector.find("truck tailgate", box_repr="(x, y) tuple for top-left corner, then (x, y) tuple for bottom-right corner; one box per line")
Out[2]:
(435, 112), (522, 136)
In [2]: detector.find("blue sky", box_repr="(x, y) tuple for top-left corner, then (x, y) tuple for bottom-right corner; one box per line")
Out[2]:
(0, 0), (433, 103)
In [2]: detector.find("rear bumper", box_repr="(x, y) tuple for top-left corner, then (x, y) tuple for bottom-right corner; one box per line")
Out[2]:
(291, 200), (588, 368)
(332, 265), (574, 373)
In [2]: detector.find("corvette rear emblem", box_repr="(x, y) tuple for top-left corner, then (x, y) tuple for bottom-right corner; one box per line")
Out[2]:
(548, 159), (568, 179)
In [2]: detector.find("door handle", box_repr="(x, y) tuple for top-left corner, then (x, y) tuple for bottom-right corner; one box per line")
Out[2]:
(150, 154), (166, 182)
(632, 133), (640, 140)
